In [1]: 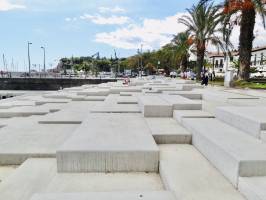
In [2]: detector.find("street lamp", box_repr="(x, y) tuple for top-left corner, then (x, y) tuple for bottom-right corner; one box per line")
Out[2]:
(41, 46), (46, 76)
(28, 42), (32, 77)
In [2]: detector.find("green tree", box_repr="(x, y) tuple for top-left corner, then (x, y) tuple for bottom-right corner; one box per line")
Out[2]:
(172, 32), (191, 72)
(179, 1), (224, 79)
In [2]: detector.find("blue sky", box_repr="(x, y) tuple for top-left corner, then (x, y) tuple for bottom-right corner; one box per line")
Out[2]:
(0, 0), (266, 71)
(0, 0), (201, 71)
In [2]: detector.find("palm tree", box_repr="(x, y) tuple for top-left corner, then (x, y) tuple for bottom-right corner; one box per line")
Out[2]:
(222, 0), (266, 81)
(179, 1), (224, 80)
(172, 32), (191, 72)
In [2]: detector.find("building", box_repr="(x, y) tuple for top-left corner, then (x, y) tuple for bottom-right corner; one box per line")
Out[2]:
(205, 46), (266, 75)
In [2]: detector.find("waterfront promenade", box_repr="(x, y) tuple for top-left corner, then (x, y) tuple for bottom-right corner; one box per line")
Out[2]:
(0, 78), (266, 200)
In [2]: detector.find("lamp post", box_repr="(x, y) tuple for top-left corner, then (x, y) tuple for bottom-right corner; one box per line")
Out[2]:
(41, 46), (46, 77)
(28, 42), (32, 77)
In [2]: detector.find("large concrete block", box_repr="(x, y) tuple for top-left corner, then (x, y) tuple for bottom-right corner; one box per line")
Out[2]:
(159, 145), (245, 200)
(182, 118), (266, 187)
(0, 118), (79, 165)
(117, 96), (138, 104)
(215, 106), (266, 138)
(0, 158), (57, 200)
(30, 192), (176, 200)
(160, 95), (202, 110)
(173, 110), (214, 123)
(0, 106), (50, 118)
(138, 96), (172, 117)
(238, 177), (266, 200)
(164, 91), (202, 100)
(57, 113), (159, 172)
(77, 89), (110, 96)
(145, 118), (191, 144)
(109, 87), (142, 94)
(91, 95), (140, 113)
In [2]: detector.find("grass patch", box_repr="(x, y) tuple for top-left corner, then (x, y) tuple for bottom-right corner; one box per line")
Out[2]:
(233, 80), (266, 89)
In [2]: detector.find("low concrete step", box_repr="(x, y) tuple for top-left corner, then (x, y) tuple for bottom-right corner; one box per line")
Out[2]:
(182, 118), (266, 186)
(159, 145), (245, 200)
(145, 118), (191, 144)
(138, 95), (172, 117)
(0, 158), (164, 200)
(239, 176), (266, 200)
(57, 113), (159, 173)
(173, 110), (214, 123)
(117, 96), (138, 104)
(160, 95), (202, 110)
(77, 89), (110, 96)
(215, 106), (266, 138)
(91, 95), (140, 113)
(0, 158), (56, 200)
(0, 106), (50, 118)
(164, 91), (202, 100)
(30, 192), (176, 200)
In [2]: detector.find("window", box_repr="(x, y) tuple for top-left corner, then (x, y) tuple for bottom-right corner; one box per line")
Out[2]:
(215, 60), (219, 68)
(261, 53), (264, 65)
(254, 54), (257, 66)
(219, 59), (223, 68)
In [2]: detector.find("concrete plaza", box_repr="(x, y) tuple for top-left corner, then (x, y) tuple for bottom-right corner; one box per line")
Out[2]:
(0, 78), (266, 200)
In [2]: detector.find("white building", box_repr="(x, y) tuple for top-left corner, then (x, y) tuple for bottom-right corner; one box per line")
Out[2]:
(206, 46), (266, 75)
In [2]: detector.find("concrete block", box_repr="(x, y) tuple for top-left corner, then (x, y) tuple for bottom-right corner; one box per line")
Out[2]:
(110, 87), (142, 94)
(165, 91), (202, 100)
(57, 113), (159, 172)
(0, 166), (16, 183)
(238, 177), (266, 200)
(71, 96), (106, 101)
(30, 192), (176, 200)
(173, 110), (214, 123)
(77, 89), (110, 96)
(91, 95), (141, 113)
(117, 96), (138, 104)
(0, 158), (57, 200)
(0, 106), (50, 118)
(159, 145), (245, 200)
(215, 106), (266, 138)
(182, 118), (266, 186)
(145, 118), (191, 144)
(0, 118), (79, 164)
(261, 131), (266, 142)
(160, 95), (202, 110)
(138, 95), (172, 117)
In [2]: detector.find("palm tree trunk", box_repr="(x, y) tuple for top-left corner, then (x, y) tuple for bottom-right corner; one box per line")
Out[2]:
(181, 56), (188, 72)
(238, 7), (256, 81)
(196, 45), (205, 80)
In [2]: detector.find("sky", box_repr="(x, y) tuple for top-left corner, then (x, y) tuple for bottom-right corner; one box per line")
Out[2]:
(1, 0), (266, 71)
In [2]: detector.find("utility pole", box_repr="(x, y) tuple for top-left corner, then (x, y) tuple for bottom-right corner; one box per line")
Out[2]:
(28, 42), (32, 77)
(41, 46), (46, 76)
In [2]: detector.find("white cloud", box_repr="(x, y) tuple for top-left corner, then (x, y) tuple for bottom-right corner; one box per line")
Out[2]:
(0, 0), (26, 11)
(98, 6), (125, 14)
(95, 13), (187, 50)
(95, 11), (266, 52)
(80, 14), (129, 25)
